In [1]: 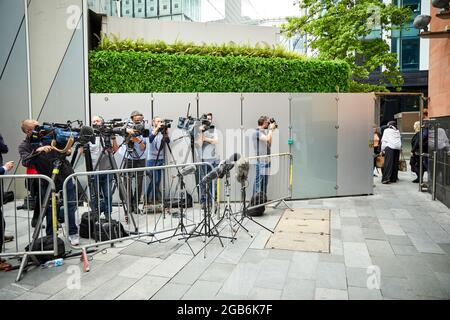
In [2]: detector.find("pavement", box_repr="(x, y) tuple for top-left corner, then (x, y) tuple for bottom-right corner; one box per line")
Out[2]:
(0, 169), (449, 300)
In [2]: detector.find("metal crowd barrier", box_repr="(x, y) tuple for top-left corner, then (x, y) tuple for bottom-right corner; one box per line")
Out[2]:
(62, 161), (215, 271)
(245, 152), (293, 211)
(0, 174), (59, 282)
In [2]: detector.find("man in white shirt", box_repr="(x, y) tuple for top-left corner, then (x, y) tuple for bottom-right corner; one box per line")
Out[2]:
(380, 121), (402, 184)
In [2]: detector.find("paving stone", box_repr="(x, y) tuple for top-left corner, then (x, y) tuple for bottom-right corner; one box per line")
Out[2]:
(407, 233), (446, 254)
(434, 272), (450, 295)
(151, 283), (191, 300)
(437, 243), (450, 254)
(406, 274), (447, 299)
(253, 258), (290, 290)
(288, 252), (319, 280)
(346, 267), (370, 288)
(248, 287), (282, 300)
(371, 256), (406, 278)
(421, 253), (450, 273)
(387, 235), (413, 246)
(380, 277), (416, 300)
(379, 219), (406, 236)
(315, 288), (348, 300)
(239, 248), (270, 263)
(391, 244), (420, 256)
(342, 226), (365, 242)
(340, 217), (362, 227)
(362, 228), (388, 241)
(83, 276), (138, 300)
(15, 291), (50, 300)
(398, 256), (435, 276)
(343, 242), (372, 268)
(316, 262), (347, 290)
(116, 275), (170, 300)
(331, 237), (344, 256)
(340, 209), (358, 218)
(118, 257), (162, 279)
(391, 209), (413, 220)
(359, 217), (381, 229)
(199, 262), (236, 283)
(281, 278), (315, 300)
(348, 286), (382, 300)
(182, 280), (223, 300)
(220, 262), (262, 296)
(148, 254), (192, 278)
(366, 239), (395, 257)
(318, 253), (345, 263)
(267, 249), (294, 261)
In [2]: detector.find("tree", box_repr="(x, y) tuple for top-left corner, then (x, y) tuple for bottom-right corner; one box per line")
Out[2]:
(282, 0), (412, 89)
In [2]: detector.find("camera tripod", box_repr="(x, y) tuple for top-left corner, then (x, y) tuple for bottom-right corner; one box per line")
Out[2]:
(184, 179), (236, 255)
(92, 135), (138, 232)
(231, 181), (274, 240)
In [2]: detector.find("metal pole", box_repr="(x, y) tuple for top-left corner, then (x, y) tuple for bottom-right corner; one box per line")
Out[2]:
(24, 0), (32, 118)
(419, 95), (423, 191)
(83, 0), (90, 124)
(432, 151), (437, 201)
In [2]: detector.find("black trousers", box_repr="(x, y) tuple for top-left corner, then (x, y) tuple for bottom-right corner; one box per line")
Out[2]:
(382, 147), (400, 182)
(125, 159), (146, 209)
(0, 208), (4, 253)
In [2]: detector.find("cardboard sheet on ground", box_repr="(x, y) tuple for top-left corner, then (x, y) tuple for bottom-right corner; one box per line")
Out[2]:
(265, 208), (330, 253)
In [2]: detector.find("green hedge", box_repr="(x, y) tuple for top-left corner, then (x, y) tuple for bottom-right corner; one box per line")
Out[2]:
(89, 50), (351, 93)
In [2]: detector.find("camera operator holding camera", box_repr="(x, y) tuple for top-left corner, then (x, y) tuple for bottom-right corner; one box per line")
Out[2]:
(80, 116), (119, 218)
(120, 111), (147, 211)
(18, 120), (79, 246)
(146, 116), (171, 204)
(252, 116), (277, 196)
(195, 113), (219, 208)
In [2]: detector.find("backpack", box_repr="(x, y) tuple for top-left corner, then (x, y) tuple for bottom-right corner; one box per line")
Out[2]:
(79, 212), (128, 241)
(163, 192), (193, 209)
(246, 192), (267, 217)
(25, 235), (66, 264)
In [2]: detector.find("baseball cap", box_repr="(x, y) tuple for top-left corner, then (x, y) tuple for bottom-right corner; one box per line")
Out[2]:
(130, 110), (143, 118)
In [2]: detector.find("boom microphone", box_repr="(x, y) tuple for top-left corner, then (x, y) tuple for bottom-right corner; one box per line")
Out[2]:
(217, 153), (241, 178)
(236, 157), (249, 184)
(177, 165), (197, 177)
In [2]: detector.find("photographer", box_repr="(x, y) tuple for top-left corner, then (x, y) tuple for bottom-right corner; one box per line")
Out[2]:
(0, 132), (14, 244)
(252, 116), (277, 196)
(120, 111), (147, 210)
(195, 113), (219, 207)
(80, 116), (119, 218)
(146, 116), (170, 203)
(0, 161), (14, 270)
(18, 119), (79, 246)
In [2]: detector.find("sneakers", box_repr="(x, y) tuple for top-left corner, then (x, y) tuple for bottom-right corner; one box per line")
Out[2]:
(412, 178), (420, 183)
(68, 234), (80, 246)
(4, 235), (14, 242)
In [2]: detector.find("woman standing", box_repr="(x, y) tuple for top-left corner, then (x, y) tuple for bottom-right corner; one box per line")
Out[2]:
(381, 121), (402, 184)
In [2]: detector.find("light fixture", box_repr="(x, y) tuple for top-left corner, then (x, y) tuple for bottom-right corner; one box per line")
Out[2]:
(432, 0), (450, 12)
(413, 15), (432, 32)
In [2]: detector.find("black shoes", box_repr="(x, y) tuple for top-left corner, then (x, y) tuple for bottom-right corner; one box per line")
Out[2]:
(412, 178), (419, 183)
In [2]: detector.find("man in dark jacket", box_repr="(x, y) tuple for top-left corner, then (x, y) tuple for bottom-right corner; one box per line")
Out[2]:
(18, 120), (79, 246)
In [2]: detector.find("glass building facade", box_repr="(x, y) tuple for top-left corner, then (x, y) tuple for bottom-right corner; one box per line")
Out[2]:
(87, 0), (201, 21)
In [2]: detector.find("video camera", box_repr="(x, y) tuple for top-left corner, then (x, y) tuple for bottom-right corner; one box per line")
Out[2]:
(127, 121), (150, 138)
(177, 114), (214, 134)
(158, 119), (173, 134)
(93, 118), (128, 137)
(31, 121), (81, 148)
(269, 117), (278, 129)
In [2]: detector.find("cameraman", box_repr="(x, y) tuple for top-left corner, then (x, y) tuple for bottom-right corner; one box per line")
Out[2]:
(18, 119), (79, 246)
(80, 116), (119, 218)
(121, 111), (147, 210)
(196, 113), (219, 207)
(146, 116), (170, 203)
(252, 116), (276, 196)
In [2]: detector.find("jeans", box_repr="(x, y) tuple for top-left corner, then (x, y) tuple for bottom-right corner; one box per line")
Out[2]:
(43, 179), (78, 236)
(253, 160), (270, 195)
(90, 174), (113, 217)
(200, 160), (219, 205)
(146, 159), (165, 202)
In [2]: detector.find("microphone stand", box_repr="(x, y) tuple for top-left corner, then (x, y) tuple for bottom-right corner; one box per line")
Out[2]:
(232, 180), (274, 240)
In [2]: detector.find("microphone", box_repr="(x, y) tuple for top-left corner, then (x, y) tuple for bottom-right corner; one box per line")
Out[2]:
(217, 153), (241, 179)
(177, 165), (197, 177)
(201, 153), (241, 184)
(78, 125), (95, 145)
(236, 157), (249, 184)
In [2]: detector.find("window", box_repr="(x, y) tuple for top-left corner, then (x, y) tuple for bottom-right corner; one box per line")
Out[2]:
(174, 4), (179, 8)
(402, 0), (420, 13)
(126, 10), (130, 14)
(138, 8), (142, 12)
(401, 38), (420, 70)
(150, 6), (154, 11)
(163, 5), (167, 10)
